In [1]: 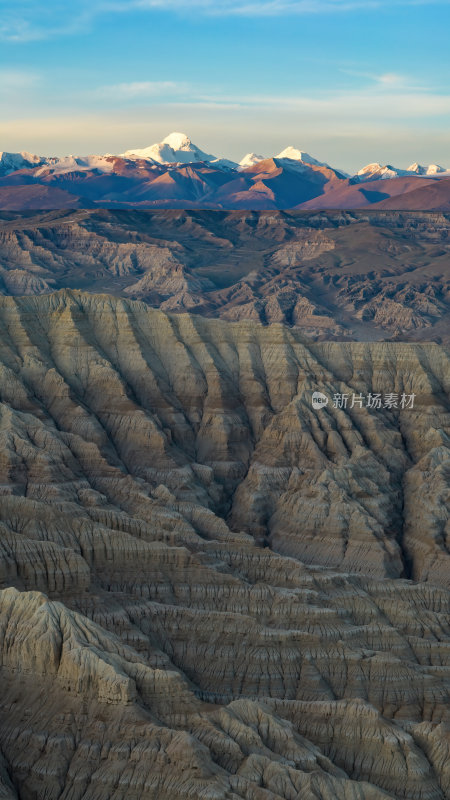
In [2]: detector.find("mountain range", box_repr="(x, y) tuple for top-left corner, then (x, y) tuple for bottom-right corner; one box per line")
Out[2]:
(1, 132), (450, 210)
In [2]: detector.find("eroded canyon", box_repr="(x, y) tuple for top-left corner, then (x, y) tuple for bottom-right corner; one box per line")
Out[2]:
(0, 290), (449, 799)
(0, 209), (449, 343)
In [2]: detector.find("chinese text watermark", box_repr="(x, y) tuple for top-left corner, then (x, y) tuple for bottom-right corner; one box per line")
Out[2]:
(312, 391), (416, 411)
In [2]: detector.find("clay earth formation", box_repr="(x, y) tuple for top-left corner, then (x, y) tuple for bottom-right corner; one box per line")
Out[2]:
(0, 281), (448, 799)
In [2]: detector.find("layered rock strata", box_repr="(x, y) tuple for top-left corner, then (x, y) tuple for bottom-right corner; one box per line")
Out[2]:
(0, 209), (449, 342)
(0, 291), (448, 799)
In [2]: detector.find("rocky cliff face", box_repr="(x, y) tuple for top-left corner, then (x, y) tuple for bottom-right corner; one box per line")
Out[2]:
(0, 209), (449, 342)
(0, 291), (449, 799)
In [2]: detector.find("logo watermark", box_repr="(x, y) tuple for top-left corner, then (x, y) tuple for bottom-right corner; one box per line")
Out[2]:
(312, 392), (416, 410)
(312, 391), (329, 409)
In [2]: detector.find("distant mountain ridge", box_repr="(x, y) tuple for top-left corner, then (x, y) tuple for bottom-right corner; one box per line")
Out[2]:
(1, 131), (450, 210)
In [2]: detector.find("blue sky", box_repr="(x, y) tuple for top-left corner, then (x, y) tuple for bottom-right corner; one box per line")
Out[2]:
(1, 0), (450, 171)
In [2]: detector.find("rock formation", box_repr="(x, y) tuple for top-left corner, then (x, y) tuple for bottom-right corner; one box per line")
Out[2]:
(0, 290), (448, 798)
(0, 209), (449, 342)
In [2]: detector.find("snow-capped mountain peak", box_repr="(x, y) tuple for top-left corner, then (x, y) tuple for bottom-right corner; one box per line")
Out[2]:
(407, 162), (447, 176)
(121, 131), (216, 164)
(0, 150), (45, 176)
(354, 160), (450, 182)
(275, 146), (327, 167)
(239, 153), (266, 168)
(161, 132), (192, 150)
(354, 162), (406, 182)
(34, 155), (115, 176)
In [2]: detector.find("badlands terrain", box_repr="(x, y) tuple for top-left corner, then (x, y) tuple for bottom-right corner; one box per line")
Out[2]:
(0, 209), (449, 342)
(0, 198), (448, 799)
(0, 288), (449, 799)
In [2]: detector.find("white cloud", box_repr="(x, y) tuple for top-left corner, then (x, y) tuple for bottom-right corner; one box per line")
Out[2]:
(0, 0), (447, 42)
(188, 86), (450, 119)
(86, 65), (448, 119)
(94, 81), (186, 99)
(0, 2), (95, 42)
(0, 69), (41, 89)
(339, 68), (433, 92)
(376, 72), (406, 87)
(123, 0), (450, 14)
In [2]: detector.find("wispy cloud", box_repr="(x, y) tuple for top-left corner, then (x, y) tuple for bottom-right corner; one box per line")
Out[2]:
(120, 0), (450, 14)
(0, 69), (41, 90)
(376, 72), (407, 87)
(0, 0), (447, 41)
(0, 2), (96, 42)
(94, 81), (187, 99)
(128, 0), (378, 12)
(82, 65), (450, 120)
(128, 0), (445, 13)
(339, 68), (432, 92)
(140, 67), (441, 125)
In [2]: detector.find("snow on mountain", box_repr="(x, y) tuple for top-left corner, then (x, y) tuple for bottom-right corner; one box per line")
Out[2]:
(210, 157), (239, 170)
(1, 135), (449, 191)
(162, 132), (192, 150)
(354, 161), (450, 182)
(356, 163), (401, 180)
(275, 146), (328, 167)
(121, 132), (216, 164)
(0, 151), (45, 176)
(34, 155), (115, 176)
(239, 153), (266, 168)
(0, 151), (117, 178)
(353, 163), (412, 182)
(407, 162), (448, 176)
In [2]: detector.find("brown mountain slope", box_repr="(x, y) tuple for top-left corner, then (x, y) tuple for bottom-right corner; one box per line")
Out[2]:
(227, 158), (347, 208)
(0, 291), (449, 799)
(297, 175), (444, 210)
(0, 154), (449, 210)
(0, 156), (360, 210)
(373, 178), (450, 210)
(0, 183), (89, 210)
